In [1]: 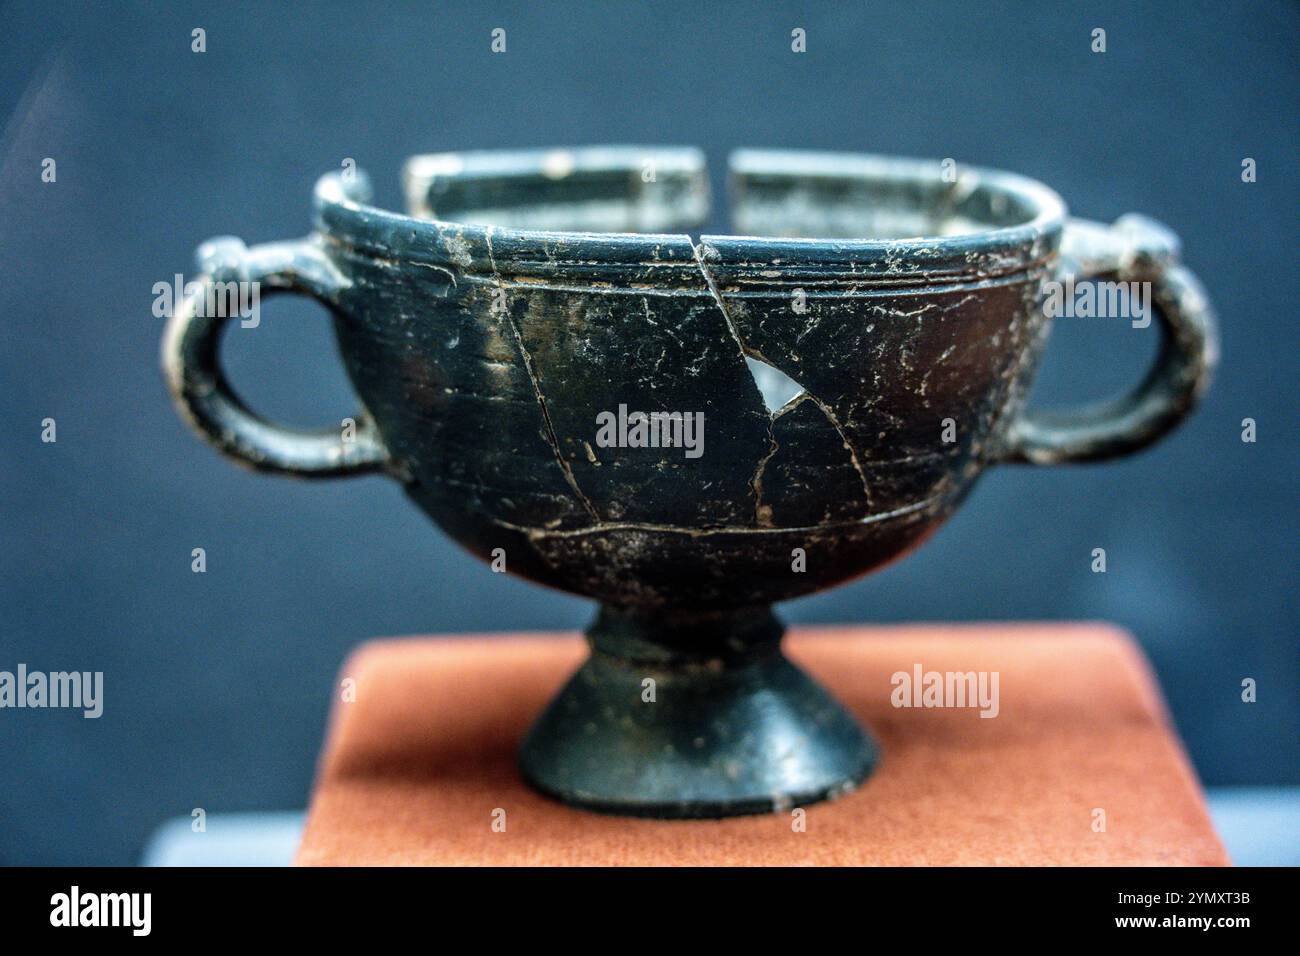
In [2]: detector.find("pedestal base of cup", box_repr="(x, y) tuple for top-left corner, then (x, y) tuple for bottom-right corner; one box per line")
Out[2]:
(518, 605), (877, 818)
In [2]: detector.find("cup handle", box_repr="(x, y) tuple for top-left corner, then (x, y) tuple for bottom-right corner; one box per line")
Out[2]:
(162, 236), (391, 477)
(999, 214), (1218, 465)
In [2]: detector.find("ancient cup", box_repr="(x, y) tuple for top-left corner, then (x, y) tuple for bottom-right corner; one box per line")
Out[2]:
(163, 147), (1216, 817)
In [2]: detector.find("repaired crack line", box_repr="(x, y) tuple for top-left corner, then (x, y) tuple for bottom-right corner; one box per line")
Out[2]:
(489, 493), (944, 539)
(489, 226), (602, 522)
(691, 239), (874, 512)
(803, 392), (875, 509)
(750, 392), (816, 526)
(692, 240), (781, 522)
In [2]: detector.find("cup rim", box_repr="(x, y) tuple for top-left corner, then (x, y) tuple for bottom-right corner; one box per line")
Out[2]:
(313, 147), (1066, 286)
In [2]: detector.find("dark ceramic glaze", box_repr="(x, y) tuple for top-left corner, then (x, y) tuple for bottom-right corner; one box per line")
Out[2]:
(164, 148), (1216, 817)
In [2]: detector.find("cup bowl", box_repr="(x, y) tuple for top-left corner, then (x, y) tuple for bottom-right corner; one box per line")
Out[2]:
(324, 149), (1068, 609)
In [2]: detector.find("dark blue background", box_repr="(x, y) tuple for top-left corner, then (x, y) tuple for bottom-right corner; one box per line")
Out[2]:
(1, 1), (1295, 864)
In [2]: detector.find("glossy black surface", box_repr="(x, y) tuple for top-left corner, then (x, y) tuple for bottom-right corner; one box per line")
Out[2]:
(163, 148), (1215, 816)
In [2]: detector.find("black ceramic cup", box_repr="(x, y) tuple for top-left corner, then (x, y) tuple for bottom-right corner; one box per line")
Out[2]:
(163, 147), (1216, 817)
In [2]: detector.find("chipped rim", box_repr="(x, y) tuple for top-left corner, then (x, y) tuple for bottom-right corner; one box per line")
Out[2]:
(313, 147), (1067, 287)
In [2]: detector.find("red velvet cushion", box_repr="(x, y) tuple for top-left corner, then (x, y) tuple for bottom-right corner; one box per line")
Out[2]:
(297, 624), (1227, 866)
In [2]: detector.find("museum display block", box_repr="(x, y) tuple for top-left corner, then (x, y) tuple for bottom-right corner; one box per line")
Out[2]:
(295, 623), (1228, 866)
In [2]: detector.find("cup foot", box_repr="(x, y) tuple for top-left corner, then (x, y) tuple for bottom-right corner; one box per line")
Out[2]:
(519, 605), (877, 819)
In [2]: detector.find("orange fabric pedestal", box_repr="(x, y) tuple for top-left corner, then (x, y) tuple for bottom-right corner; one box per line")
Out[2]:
(296, 623), (1227, 866)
